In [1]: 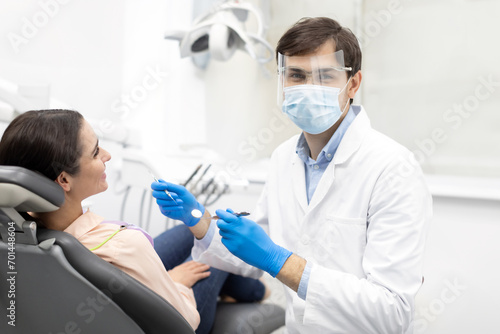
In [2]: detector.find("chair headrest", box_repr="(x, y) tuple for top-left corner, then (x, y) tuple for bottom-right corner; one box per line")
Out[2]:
(0, 166), (64, 212)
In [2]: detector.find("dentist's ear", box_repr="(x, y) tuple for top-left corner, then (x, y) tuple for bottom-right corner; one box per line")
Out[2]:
(348, 70), (362, 100)
(55, 171), (71, 192)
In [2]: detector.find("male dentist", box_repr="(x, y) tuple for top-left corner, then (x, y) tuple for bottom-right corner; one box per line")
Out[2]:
(153, 17), (432, 334)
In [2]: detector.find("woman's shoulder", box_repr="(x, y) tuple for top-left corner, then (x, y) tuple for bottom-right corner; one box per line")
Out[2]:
(82, 217), (154, 261)
(99, 221), (154, 248)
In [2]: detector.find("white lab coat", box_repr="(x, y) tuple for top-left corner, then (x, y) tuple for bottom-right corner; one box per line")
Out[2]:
(193, 106), (432, 334)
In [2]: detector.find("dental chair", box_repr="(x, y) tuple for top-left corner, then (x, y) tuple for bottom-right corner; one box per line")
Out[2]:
(0, 166), (285, 334)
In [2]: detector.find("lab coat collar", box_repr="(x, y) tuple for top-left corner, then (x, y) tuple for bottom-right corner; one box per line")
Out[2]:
(295, 106), (357, 165)
(297, 105), (370, 213)
(332, 105), (370, 165)
(289, 105), (370, 213)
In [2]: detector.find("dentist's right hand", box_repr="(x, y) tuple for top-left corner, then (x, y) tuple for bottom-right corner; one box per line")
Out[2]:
(151, 180), (205, 227)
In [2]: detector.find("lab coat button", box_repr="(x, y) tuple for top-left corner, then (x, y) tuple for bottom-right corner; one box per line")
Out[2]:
(301, 235), (310, 245)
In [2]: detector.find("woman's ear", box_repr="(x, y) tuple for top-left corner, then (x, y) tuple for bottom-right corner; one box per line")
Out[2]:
(348, 70), (362, 99)
(55, 172), (71, 192)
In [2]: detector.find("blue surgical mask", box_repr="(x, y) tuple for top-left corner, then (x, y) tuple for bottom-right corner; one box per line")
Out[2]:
(282, 80), (350, 135)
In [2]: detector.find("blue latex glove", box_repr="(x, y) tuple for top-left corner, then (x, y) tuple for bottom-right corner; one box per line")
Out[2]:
(151, 180), (205, 227)
(215, 209), (292, 277)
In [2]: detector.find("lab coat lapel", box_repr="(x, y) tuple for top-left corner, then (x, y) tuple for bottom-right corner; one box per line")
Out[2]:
(307, 107), (371, 212)
(291, 154), (308, 213)
(333, 107), (370, 165)
(308, 162), (335, 211)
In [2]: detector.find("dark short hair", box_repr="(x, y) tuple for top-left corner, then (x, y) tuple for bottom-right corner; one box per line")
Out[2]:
(0, 109), (84, 180)
(276, 17), (362, 77)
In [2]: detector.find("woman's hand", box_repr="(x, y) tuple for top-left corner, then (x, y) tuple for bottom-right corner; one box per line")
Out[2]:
(168, 260), (211, 288)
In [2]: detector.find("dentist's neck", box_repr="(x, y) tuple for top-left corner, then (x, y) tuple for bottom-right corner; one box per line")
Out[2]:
(304, 103), (349, 161)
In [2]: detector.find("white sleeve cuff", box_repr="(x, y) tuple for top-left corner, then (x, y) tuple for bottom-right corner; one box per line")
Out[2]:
(298, 261), (312, 300)
(195, 220), (216, 250)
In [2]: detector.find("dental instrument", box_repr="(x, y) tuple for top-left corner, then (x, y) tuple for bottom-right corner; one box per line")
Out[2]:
(183, 163), (202, 187)
(149, 171), (178, 205)
(211, 212), (250, 220)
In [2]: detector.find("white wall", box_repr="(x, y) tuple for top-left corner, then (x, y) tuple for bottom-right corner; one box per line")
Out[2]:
(362, 0), (500, 178)
(0, 0), (125, 118)
(2, 0), (499, 177)
(415, 194), (500, 333)
(118, 0), (208, 152)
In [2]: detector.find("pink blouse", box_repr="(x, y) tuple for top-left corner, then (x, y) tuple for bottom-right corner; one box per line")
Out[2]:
(64, 210), (200, 330)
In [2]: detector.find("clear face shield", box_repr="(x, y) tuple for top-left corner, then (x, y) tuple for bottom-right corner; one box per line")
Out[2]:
(277, 50), (352, 105)
(277, 50), (353, 135)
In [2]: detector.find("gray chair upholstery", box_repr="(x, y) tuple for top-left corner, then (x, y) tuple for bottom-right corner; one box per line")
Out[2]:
(0, 166), (194, 334)
(0, 166), (285, 334)
(0, 229), (195, 333)
(211, 302), (286, 334)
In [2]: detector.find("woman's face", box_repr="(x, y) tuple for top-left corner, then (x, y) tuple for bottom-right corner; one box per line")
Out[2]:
(67, 120), (111, 200)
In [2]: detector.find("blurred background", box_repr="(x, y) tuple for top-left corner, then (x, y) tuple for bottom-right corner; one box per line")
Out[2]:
(0, 1), (499, 333)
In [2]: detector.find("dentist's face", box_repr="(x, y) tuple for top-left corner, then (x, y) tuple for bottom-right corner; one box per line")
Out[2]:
(282, 40), (352, 111)
(284, 40), (349, 89)
(66, 120), (111, 200)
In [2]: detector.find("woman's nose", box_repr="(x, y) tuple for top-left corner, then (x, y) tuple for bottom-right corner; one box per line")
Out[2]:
(102, 148), (111, 162)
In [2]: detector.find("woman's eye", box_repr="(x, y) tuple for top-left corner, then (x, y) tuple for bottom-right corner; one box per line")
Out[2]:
(94, 147), (100, 157)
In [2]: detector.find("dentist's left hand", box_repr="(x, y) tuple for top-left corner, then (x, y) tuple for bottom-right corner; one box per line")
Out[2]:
(151, 180), (205, 227)
(216, 209), (292, 277)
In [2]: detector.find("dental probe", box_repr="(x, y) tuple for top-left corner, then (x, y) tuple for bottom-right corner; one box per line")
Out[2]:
(150, 172), (250, 220)
(210, 212), (250, 220)
(149, 171), (178, 205)
(190, 209), (250, 220)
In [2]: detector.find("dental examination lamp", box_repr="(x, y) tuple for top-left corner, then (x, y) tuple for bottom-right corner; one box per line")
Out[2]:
(164, 0), (273, 64)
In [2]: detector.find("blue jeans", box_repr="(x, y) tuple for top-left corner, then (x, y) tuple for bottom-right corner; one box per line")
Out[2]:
(154, 224), (265, 334)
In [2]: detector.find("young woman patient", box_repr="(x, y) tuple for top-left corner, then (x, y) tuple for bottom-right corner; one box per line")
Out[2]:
(0, 109), (267, 333)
